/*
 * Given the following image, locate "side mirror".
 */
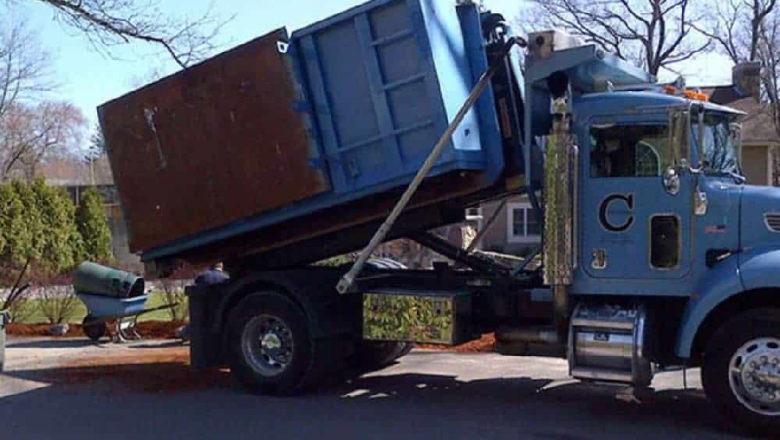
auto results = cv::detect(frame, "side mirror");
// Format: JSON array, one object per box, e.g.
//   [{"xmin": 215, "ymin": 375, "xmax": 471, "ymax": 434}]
[{"xmin": 663, "ymin": 166, "xmax": 681, "ymax": 195}]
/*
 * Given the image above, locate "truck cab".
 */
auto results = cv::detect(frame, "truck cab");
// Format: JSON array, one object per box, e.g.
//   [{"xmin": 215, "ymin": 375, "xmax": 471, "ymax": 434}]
[
  {"xmin": 520, "ymin": 33, "xmax": 780, "ymax": 430},
  {"xmin": 575, "ymin": 93, "xmax": 743, "ymax": 294}
]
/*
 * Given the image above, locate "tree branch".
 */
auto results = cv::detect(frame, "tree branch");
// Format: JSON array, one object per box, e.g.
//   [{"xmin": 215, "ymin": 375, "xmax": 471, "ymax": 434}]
[{"xmin": 30, "ymin": 0, "xmax": 230, "ymax": 69}]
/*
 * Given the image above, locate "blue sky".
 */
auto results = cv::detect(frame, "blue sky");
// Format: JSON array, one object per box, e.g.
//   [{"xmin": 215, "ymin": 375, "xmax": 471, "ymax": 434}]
[{"xmin": 6, "ymin": 0, "xmax": 733, "ymax": 131}]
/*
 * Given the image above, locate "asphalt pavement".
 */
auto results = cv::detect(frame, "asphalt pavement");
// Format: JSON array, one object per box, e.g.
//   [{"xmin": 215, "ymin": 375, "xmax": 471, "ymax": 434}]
[{"xmin": 0, "ymin": 337, "xmax": 751, "ymax": 440}]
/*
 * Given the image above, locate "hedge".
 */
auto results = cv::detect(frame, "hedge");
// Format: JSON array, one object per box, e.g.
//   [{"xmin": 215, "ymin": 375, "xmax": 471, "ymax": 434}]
[{"xmin": 0, "ymin": 179, "xmax": 113, "ymax": 277}]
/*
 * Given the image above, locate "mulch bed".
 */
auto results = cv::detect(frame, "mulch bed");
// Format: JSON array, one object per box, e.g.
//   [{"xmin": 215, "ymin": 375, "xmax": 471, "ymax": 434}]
[
  {"xmin": 7, "ymin": 321, "xmax": 185, "ymax": 339},
  {"xmin": 418, "ymin": 333, "xmax": 496, "ymax": 353},
  {"xmin": 6, "ymin": 328, "xmax": 495, "ymax": 395},
  {"xmin": 38, "ymin": 337, "xmax": 496, "ymax": 395},
  {"xmin": 8, "ymin": 322, "xmax": 496, "ymax": 352},
  {"xmin": 41, "ymin": 348, "xmax": 233, "ymax": 394}
]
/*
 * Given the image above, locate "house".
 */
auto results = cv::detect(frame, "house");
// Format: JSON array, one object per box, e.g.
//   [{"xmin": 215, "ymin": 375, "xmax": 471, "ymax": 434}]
[
  {"xmin": 473, "ymin": 63, "xmax": 777, "ymax": 257},
  {"xmin": 37, "ymin": 155, "xmax": 142, "ymax": 271},
  {"xmin": 470, "ymin": 195, "xmax": 540, "ymax": 257},
  {"xmin": 701, "ymin": 62, "xmax": 778, "ymax": 186}
]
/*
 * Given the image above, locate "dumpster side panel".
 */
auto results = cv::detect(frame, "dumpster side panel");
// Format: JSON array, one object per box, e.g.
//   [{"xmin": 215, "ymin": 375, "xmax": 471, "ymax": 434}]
[
  {"xmin": 419, "ymin": 0, "xmax": 483, "ymax": 152},
  {"xmin": 291, "ymin": 0, "xmax": 488, "ymax": 194},
  {"xmin": 99, "ymin": 28, "xmax": 330, "ymax": 253}
]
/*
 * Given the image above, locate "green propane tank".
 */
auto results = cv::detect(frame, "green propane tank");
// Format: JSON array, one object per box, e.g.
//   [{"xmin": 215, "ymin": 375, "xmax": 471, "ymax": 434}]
[{"xmin": 73, "ymin": 262, "xmax": 145, "ymax": 298}]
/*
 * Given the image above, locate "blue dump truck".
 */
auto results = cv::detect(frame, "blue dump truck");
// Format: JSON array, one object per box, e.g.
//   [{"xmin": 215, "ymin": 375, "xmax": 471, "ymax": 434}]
[{"xmin": 99, "ymin": 0, "xmax": 780, "ymax": 434}]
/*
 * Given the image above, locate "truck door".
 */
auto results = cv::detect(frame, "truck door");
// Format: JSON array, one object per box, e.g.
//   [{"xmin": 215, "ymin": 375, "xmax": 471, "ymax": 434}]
[{"xmin": 581, "ymin": 113, "xmax": 692, "ymax": 280}]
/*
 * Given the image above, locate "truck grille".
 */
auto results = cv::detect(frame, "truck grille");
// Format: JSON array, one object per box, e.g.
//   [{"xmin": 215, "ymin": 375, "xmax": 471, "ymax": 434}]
[{"xmin": 764, "ymin": 213, "xmax": 780, "ymax": 232}]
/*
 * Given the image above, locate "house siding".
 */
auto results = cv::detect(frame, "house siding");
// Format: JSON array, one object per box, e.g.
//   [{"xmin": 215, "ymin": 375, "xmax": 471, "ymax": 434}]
[
  {"xmin": 743, "ymin": 144, "xmax": 771, "ymax": 185},
  {"xmin": 477, "ymin": 195, "xmax": 541, "ymax": 256}
]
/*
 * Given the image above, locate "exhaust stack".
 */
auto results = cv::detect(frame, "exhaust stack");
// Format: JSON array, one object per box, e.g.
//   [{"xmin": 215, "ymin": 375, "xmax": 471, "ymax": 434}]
[{"xmin": 544, "ymin": 97, "xmax": 576, "ymax": 337}]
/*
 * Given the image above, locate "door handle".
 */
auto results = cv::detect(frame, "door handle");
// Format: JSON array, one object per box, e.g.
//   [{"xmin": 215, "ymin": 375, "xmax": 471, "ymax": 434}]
[{"xmin": 591, "ymin": 249, "xmax": 607, "ymax": 270}]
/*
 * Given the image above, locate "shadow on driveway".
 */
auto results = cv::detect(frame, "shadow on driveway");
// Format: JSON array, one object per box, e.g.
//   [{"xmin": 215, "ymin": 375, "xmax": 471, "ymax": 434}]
[
  {"xmin": 0, "ymin": 351, "xmax": 747, "ymax": 439},
  {"xmin": 7, "ymin": 339, "xmax": 99, "ymax": 349}
]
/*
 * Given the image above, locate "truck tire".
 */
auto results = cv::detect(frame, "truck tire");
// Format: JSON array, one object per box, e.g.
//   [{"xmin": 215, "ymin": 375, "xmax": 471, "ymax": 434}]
[
  {"xmin": 701, "ymin": 308, "xmax": 780, "ymax": 435},
  {"xmin": 228, "ymin": 291, "xmax": 330, "ymax": 395},
  {"xmin": 349, "ymin": 341, "xmax": 414, "ymax": 372}
]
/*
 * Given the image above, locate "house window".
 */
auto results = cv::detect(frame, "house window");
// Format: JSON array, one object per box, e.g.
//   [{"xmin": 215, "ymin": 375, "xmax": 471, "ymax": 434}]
[
  {"xmin": 508, "ymin": 202, "xmax": 541, "ymax": 243},
  {"xmin": 465, "ymin": 207, "xmax": 483, "ymax": 220}
]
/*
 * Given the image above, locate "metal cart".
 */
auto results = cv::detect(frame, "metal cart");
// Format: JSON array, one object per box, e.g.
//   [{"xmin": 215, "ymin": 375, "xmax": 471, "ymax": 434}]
[{"xmin": 78, "ymin": 293, "xmax": 175, "ymax": 342}]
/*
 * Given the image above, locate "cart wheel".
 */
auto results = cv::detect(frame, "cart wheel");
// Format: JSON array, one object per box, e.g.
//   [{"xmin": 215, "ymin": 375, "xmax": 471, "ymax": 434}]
[{"xmin": 83, "ymin": 315, "xmax": 107, "ymax": 341}]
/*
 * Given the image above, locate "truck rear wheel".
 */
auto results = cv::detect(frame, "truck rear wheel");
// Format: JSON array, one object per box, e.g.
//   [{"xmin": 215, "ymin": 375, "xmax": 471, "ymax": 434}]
[
  {"xmin": 343, "ymin": 258, "xmax": 413, "ymax": 372},
  {"xmin": 701, "ymin": 308, "xmax": 780, "ymax": 435},
  {"xmin": 228, "ymin": 292, "xmax": 324, "ymax": 395},
  {"xmin": 349, "ymin": 341, "xmax": 414, "ymax": 372}
]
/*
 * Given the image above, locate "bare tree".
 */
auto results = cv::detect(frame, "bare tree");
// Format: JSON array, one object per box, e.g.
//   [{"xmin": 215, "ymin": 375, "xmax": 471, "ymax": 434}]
[
  {"xmin": 0, "ymin": 17, "xmax": 83, "ymax": 180},
  {"xmin": 524, "ymin": 0, "xmax": 710, "ymax": 76},
  {"xmin": 761, "ymin": 12, "xmax": 780, "ymax": 124},
  {"xmin": 158, "ymin": 265, "xmax": 192, "ymax": 322},
  {"xmin": 128, "ymin": 63, "xmax": 167, "ymax": 89},
  {"xmin": 757, "ymin": 11, "xmax": 780, "ymax": 184},
  {"xmin": 0, "ymin": 101, "xmax": 87, "ymax": 180},
  {"xmin": 38, "ymin": 285, "xmax": 79, "ymax": 325},
  {"xmin": 698, "ymin": 0, "xmax": 780, "ymax": 183},
  {"xmin": 1, "ymin": 258, "xmax": 31, "ymax": 320},
  {"xmin": 22, "ymin": 0, "xmax": 229, "ymax": 68},
  {"xmin": 0, "ymin": 18, "xmax": 54, "ymax": 120},
  {"xmin": 694, "ymin": 0, "xmax": 777, "ymax": 64},
  {"xmin": 159, "ymin": 277, "xmax": 188, "ymax": 322},
  {"xmin": 696, "ymin": 0, "xmax": 779, "ymax": 107}
]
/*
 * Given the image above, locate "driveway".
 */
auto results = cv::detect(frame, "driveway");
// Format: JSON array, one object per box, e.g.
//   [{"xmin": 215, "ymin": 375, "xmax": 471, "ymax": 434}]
[{"xmin": 0, "ymin": 337, "xmax": 748, "ymax": 440}]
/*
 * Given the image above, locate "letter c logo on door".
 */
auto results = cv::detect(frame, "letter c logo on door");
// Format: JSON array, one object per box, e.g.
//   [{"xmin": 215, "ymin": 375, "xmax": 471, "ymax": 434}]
[{"xmin": 599, "ymin": 194, "xmax": 635, "ymax": 233}]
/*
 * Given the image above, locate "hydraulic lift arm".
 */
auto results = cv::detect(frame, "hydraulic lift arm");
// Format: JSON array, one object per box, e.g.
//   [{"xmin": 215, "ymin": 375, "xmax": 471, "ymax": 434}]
[{"xmin": 336, "ymin": 37, "xmax": 527, "ymax": 294}]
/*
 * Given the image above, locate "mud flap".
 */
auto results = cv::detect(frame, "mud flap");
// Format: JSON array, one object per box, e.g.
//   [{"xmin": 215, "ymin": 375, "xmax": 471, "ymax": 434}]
[{"xmin": 186, "ymin": 285, "xmax": 226, "ymax": 370}]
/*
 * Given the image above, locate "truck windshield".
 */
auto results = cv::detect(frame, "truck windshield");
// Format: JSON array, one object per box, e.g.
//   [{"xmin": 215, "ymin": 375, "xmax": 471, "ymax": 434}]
[{"xmin": 691, "ymin": 112, "xmax": 741, "ymax": 176}]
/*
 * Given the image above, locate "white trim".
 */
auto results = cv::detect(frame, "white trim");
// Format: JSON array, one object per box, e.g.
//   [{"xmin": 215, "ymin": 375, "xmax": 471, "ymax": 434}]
[
  {"xmin": 465, "ymin": 206, "xmax": 483, "ymax": 221},
  {"xmin": 506, "ymin": 202, "xmax": 541, "ymax": 244}
]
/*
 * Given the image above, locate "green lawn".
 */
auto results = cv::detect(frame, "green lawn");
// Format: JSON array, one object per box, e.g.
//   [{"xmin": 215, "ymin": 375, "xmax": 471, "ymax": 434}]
[{"xmin": 15, "ymin": 291, "xmax": 188, "ymax": 324}]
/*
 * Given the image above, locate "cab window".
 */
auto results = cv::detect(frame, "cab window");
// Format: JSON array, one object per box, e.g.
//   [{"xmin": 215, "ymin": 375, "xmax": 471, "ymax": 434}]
[{"xmin": 590, "ymin": 124, "xmax": 671, "ymax": 178}]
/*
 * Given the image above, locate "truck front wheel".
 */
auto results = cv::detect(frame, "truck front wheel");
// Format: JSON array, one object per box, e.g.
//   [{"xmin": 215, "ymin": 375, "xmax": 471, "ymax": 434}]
[
  {"xmin": 701, "ymin": 308, "xmax": 780, "ymax": 435},
  {"xmin": 228, "ymin": 292, "xmax": 319, "ymax": 395}
]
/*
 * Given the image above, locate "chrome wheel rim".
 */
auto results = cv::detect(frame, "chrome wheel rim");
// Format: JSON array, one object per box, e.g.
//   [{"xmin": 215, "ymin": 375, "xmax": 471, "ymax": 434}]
[
  {"xmin": 729, "ymin": 337, "xmax": 780, "ymax": 416},
  {"xmin": 242, "ymin": 314, "xmax": 294, "ymax": 377}
]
